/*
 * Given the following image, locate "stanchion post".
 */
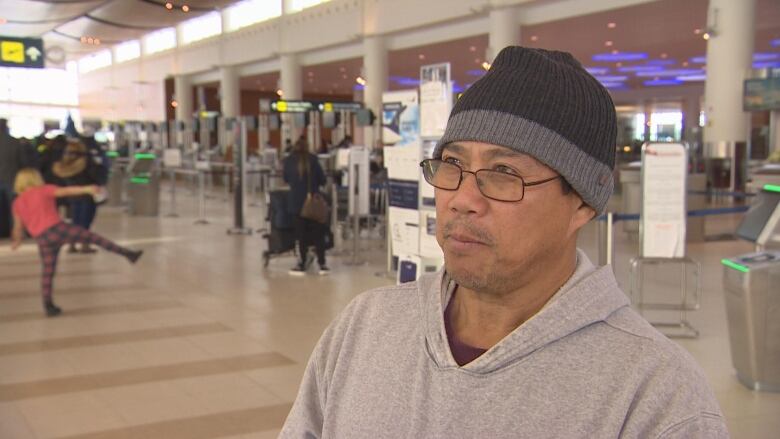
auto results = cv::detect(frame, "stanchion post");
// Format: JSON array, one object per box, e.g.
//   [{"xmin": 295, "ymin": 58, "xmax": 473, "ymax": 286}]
[
  {"xmin": 194, "ymin": 170, "xmax": 209, "ymax": 225},
  {"xmin": 166, "ymin": 168, "xmax": 179, "ymax": 217},
  {"xmin": 598, "ymin": 212, "xmax": 614, "ymax": 269}
]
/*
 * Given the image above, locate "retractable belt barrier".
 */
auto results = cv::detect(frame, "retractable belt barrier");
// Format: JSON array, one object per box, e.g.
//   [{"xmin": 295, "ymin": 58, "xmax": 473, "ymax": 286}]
[{"xmin": 597, "ymin": 205, "xmax": 750, "ymax": 223}]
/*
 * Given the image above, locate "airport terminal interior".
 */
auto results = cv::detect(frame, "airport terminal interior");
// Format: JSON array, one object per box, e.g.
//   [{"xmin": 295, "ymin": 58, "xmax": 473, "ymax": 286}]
[{"xmin": 1, "ymin": 0, "xmax": 780, "ymax": 437}]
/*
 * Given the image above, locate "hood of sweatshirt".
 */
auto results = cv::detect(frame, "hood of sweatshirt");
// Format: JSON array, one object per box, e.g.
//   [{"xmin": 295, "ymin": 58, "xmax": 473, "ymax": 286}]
[{"xmin": 420, "ymin": 250, "xmax": 630, "ymax": 374}]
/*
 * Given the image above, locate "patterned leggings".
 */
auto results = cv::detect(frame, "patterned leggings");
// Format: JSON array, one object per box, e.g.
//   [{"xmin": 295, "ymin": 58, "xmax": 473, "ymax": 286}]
[{"xmin": 35, "ymin": 222, "xmax": 133, "ymax": 301}]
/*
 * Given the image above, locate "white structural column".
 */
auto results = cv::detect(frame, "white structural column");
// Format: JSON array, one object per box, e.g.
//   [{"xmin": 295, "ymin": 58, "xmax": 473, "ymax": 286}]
[
  {"xmin": 487, "ymin": 6, "xmax": 519, "ymax": 63},
  {"xmin": 363, "ymin": 35, "xmax": 388, "ymax": 147},
  {"xmin": 280, "ymin": 53, "xmax": 302, "ymax": 145},
  {"xmin": 219, "ymin": 65, "xmax": 241, "ymax": 118},
  {"xmin": 280, "ymin": 53, "xmax": 302, "ymax": 100},
  {"xmin": 174, "ymin": 74, "xmax": 193, "ymax": 122},
  {"xmin": 702, "ymin": 0, "xmax": 755, "ymax": 152}
]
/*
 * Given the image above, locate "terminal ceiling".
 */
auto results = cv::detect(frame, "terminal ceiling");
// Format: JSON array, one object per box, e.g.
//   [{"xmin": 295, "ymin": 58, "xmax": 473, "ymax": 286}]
[{"xmin": 0, "ymin": 0, "xmax": 778, "ymax": 95}]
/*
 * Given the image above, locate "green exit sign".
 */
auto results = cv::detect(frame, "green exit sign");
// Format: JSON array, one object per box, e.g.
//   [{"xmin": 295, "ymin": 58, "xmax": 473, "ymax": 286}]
[{"xmin": 0, "ymin": 36, "xmax": 45, "ymax": 69}]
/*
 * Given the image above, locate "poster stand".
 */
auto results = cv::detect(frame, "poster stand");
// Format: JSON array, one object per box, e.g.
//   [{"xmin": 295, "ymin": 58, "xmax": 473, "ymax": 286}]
[{"xmin": 629, "ymin": 142, "xmax": 700, "ymax": 338}]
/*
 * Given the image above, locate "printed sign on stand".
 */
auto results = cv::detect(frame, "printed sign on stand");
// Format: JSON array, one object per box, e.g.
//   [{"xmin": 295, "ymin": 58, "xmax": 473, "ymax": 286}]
[
  {"xmin": 640, "ymin": 143, "xmax": 687, "ymax": 258},
  {"xmin": 420, "ymin": 63, "xmax": 452, "ymax": 138}
]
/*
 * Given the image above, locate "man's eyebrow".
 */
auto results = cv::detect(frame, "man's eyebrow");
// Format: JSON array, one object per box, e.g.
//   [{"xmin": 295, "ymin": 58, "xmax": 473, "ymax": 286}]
[{"xmin": 441, "ymin": 143, "xmax": 465, "ymax": 155}]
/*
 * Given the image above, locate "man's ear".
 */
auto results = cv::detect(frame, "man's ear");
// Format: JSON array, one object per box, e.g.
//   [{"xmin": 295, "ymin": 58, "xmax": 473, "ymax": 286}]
[{"xmin": 569, "ymin": 199, "xmax": 596, "ymax": 235}]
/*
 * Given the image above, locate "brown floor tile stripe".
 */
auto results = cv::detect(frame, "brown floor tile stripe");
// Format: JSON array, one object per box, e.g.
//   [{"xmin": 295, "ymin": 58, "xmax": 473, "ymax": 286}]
[
  {"xmin": 56, "ymin": 404, "xmax": 292, "ymax": 439},
  {"xmin": 0, "ymin": 284, "xmax": 151, "ymax": 299},
  {"xmin": 0, "ymin": 270, "xmax": 118, "ymax": 282},
  {"xmin": 0, "ymin": 322, "xmax": 231, "ymax": 356},
  {"xmin": 0, "ymin": 301, "xmax": 180, "ymax": 324},
  {"xmin": 0, "ymin": 257, "xmax": 95, "ymax": 267},
  {"xmin": 0, "ymin": 352, "xmax": 295, "ymax": 401}
]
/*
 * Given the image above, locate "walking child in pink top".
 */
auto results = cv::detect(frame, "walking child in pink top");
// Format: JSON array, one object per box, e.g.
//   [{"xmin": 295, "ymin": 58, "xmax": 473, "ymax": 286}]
[{"xmin": 10, "ymin": 168, "xmax": 143, "ymax": 317}]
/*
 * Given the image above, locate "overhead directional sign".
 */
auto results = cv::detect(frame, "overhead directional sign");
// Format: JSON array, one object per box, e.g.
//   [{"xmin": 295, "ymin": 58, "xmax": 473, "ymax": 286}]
[
  {"xmin": 270, "ymin": 100, "xmax": 364, "ymax": 113},
  {"xmin": 0, "ymin": 36, "xmax": 45, "ymax": 68}
]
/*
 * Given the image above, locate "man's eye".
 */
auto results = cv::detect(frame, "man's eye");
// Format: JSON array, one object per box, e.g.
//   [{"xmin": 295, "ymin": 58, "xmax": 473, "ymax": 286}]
[
  {"xmin": 494, "ymin": 165, "xmax": 519, "ymax": 175},
  {"xmin": 442, "ymin": 157, "xmax": 461, "ymax": 166}
]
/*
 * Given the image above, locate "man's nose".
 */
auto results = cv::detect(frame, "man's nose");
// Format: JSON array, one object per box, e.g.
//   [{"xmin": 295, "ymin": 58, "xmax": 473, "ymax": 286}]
[{"xmin": 447, "ymin": 171, "xmax": 488, "ymax": 214}]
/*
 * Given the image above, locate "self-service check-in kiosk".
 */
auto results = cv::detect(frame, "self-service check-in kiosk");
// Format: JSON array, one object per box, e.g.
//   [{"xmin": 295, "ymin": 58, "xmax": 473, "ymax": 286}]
[
  {"xmin": 722, "ymin": 185, "xmax": 780, "ymax": 391},
  {"xmin": 126, "ymin": 153, "xmax": 160, "ymax": 216}
]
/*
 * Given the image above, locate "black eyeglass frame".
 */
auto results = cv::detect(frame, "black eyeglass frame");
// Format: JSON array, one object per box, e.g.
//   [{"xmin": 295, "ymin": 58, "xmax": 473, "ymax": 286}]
[{"xmin": 419, "ymin": 158, "xmax": 562, "ymax": 202}]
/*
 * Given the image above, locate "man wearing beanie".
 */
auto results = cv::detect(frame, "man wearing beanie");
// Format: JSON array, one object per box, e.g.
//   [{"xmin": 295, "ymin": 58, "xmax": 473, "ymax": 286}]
[{"xmin": 281, "ymin": 47, "xmax": 727, "ymax": 438}]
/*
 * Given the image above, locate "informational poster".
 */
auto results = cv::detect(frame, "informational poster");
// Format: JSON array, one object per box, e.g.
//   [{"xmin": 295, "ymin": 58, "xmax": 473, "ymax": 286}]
[
  {"xmin": 382, "ymin": 90, "xmax": 419, "ymax": 146},
  {"xmin": 640, "ymin": 143, "xmax": 687, "ymax": 258},
  {"xmin": 420, "ymin": 63, "xmax": 452, "ymax": 138},
  {"xmin": 419, "ymin": 139, "xmax": 438, "ymax": 208},
  {"xmin": 419, "ymin": 211, "xmax": 443, "ymax": 259},
  {"xmin": 384, "ymin": 140, "xmax": 421, "ymax": 182},
  {"xmin": 389, "ymin": 206, "xmax": 420, "ymax": 257}
]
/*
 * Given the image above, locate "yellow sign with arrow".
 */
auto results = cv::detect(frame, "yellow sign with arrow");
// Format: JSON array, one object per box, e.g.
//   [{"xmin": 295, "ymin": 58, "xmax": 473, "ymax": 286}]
[{"xmin": 0, "ymin": 36, "xmax": 45, "ymax": 68}]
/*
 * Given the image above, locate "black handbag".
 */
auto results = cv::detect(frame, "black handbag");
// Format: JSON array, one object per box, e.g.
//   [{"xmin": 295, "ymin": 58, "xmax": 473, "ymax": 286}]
[{"xmin": 299, "ymin": 159, "xmax": 329, "ymax": 224}]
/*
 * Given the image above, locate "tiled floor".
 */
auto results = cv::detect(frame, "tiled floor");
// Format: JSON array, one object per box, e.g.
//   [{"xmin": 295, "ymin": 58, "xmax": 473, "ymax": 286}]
[{"xmin": 1, "ymin": 183, "xmax": 778, "ymax": 438}]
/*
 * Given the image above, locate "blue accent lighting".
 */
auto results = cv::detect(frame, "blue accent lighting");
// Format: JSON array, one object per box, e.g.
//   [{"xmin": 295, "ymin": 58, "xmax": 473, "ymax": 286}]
[
  {"xmin": 644, "ymin": 79, "xmax": 683, "ymax": 87},
  {"xmin": 689, "ymin": 56, "xmax": 707, "ymax": 64},
  {"xmin": 617, "ymin": 65, "xmax": 663, "ymax": 73},
  {"xmin": 636, "ymin": 69, "xmax": 704, "ymax": 78},
  {"xmin": 753, "ymin": 53, "xmax": 780, "ymax": 61},
  {"xmin": 390, "ymin": 76, "xmax": 421, "ymax": 86},
  {"xmin": 592, "ymin": 52, "xmax": 648, "ymax": 62},
  {"xmin": 585, "ymin": 67, "xmax": 610, "ymax": 75},
  {"xmin": 466, "ymin": 69, "xmax": 486, "ymax": 76},
  {"xmin": 772, "ymin": 39, "xmax": 780, "ymax": 48},
  {"xmin": 753, "ymin": 61, "xmax": 780, "ymax": 69},
  {"xmin": 677, "ymin": 74, "xmax": 707, "ymax": 82},
  {"xmin": 594, "ymin": 75, "xmax": 628, "ymax": 82},
  {"xmin": 353, "ymin": 84, "xmax": 365, "ymax": 91}
]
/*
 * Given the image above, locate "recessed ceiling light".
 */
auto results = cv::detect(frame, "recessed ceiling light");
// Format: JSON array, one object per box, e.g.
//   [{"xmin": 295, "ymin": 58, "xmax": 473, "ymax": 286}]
[
  {"xmin": 530, "ymin": 35, "xmax": 539, "ymax": 42},
  {"xmin": 611, "ymin": 49, "xmax": 619, "ymax": 55},
  {"xmin": 469, "ymin": 46, "xmax": 476, "ymax": 52},
  {"xmin": 694, "ymin": 28, "xmax": 702, "ymax": 35},
  {"xmin": 342, "ymin": 74, "xmax": 347, "ymax": 79},
  {"xmin": 605, "ymin": 41, "xmax": 613, "ymax": 47},
  {"xmin": 616, "ymin": 62, "xmax": 622, "ymax": 67},
  {"xmin": 682, "ymin": 61, "xmax": 688, "ymax": 67},
  {"xmin": 702, "ymin": 33, "xmax": 710, "ymax": 40},
  {"xmin": 339, "ymin": 67, "xmax": 346, "ymax": 72},
  {"xmin": 307, "ymin": 71, "xmax": 314, "ymax": 77},
  {"xmin": 182, "ymin": 5, "xmax": 190, "ymax": 12},
  {"xmin": 418, "ymin": 54, "xmax": 425, "ymax": 60},
  {"xmin": 165, "ymin": 2, "xmax": 173, "ymax": 10},
  {"xmin": 474, "ymin": 58, "xmax": 480, "ymax": 63},
  {"xmin": 607, "ymin": 22, "xmax": 616, "ymax": 29},
  {"xmin": 660, "ymin": 53, "xmax": 668, "ymax": 59}
]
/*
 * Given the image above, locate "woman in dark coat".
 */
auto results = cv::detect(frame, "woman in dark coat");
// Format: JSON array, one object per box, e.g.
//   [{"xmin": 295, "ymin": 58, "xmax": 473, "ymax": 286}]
[
  {"xmin": 52, "ymin": 140, "xmax": 105, "ymax": 253},
  {"xmin": 282, "ymin": 138, "xmax": 329, "ymax": 275}
]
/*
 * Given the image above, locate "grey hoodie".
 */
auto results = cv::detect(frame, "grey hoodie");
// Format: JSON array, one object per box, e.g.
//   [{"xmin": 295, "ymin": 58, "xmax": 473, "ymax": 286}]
[{"xmin": 281, "ymin": 251, "xmax": 728, "ymax": 438}]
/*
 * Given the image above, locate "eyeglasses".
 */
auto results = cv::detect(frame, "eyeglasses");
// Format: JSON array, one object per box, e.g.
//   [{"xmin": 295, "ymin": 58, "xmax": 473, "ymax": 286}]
[{"xmin": 420, "ymin": 159, "xmax": 561, "ymax": 202}]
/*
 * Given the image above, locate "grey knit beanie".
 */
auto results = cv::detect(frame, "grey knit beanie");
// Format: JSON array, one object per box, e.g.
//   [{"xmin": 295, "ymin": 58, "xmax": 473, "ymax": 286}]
[{"xmin": 434, "ymin": 46, "xmax": 617, "ymax": 214}]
